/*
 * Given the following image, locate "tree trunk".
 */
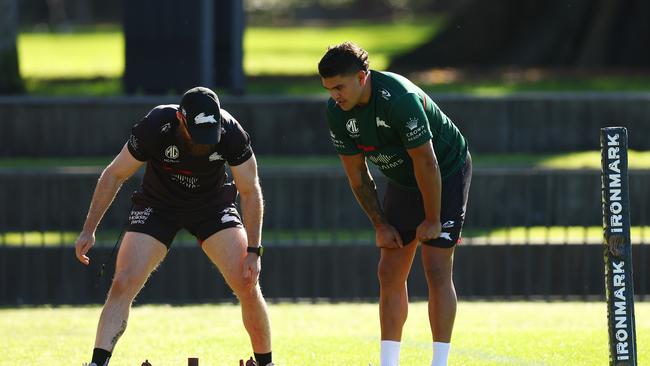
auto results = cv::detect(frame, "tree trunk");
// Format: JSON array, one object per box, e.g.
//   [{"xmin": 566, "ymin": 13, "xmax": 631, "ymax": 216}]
[{"xmin": 0, "ymin": 0, "xmax": 23, "ymax": 94}]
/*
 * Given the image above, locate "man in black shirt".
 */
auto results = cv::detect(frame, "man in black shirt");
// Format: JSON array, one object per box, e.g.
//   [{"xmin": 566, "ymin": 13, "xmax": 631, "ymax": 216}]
[{"xmin": 75, "ymin": 87, "xmax": 273, "ymax": 366}]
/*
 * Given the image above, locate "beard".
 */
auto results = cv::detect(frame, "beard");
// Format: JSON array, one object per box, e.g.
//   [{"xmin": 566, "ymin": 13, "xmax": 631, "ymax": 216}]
[{"xmin": 176, "ymin": 122, "xmax": 215, "ymax": 157}]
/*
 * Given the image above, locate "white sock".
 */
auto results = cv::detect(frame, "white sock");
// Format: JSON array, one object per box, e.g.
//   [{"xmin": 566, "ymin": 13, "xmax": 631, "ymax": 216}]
[
  {"xmin": 380, "ymin": 340, "xmax": 401, "ymax": 366},
  {"xmin": 431, "ymin": 342, "xmax": 451, "ymax": 366}
]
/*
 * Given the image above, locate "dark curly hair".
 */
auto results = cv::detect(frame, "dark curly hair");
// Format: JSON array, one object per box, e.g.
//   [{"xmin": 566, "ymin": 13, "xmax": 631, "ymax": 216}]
[{"xmin": 318, "ymin": 42, "xmax": 369, "ymax": 78}]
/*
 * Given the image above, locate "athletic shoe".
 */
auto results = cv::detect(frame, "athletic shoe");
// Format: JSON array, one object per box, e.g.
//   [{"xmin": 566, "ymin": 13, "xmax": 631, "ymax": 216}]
[{"xmin": 240, "ymin": 357, "xmax": 275, "ymax": 366}]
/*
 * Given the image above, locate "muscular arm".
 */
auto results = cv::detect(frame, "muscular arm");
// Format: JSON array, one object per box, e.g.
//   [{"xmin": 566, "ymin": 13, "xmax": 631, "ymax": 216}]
[
  {"xmin": 407, "ymin": 140, "xmax": 442, "ymax": 240},
  {"xmin": 230, "ymin": 154, "xmax": 263, "ymax": 248},
  {"xmin": 339, "ymin": 153, "xmax": 386, "ymax": 227},
  {"xmin": 231, "ymin": 154, "xmax": 264, "ymax": 287},
  {"xmin": 339, "ymin": 154, "xmax": 403, "ymax": 248},
  {"xmin": 75, "ymin": 144, "xmax": 144, "ymax": 264}
]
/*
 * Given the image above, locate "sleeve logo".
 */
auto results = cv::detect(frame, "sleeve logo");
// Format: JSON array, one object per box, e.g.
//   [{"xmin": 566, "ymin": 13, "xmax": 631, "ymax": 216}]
[{"xmin": 406, "ymin": 117, "xmax": 419, "ymax": 131}]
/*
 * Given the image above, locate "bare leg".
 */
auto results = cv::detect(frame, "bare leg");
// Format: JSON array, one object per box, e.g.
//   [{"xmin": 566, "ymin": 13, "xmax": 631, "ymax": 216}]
[
  {"xmin": 94, "ymin": 232, "xmax": 167, "ymax": 351},
  {"xmin": 377, "ymin": 241, "xmax": 418, "ymax": 341},
  {"xmin": 202, "ymin": 227, "xmax": 271, "ymax": 353},
  {"xmin": 421, "ymin": 245, "xmax": 456, "ymax": 342}
]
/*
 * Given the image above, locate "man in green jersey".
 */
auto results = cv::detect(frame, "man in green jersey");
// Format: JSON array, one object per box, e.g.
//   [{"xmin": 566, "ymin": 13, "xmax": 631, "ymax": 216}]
[{"xmin": 318, "ymin": 42, "xmax": 471, "ymax": 366}]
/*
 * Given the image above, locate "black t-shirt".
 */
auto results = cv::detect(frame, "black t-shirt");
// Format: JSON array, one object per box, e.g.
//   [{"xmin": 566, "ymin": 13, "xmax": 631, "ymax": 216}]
[{"xmin": 126, "ymin": 104, "xmax": 253, "ymax": 211}]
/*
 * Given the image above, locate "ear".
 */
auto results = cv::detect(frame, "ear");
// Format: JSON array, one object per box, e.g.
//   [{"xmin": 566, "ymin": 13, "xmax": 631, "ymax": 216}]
[
  {"xmin": 357, "ymin": 70, "xmax": 369, "ymax": 85},
  {"xmin": 176, "ymin": 110, "xmax": 185, "ymax": 124}
]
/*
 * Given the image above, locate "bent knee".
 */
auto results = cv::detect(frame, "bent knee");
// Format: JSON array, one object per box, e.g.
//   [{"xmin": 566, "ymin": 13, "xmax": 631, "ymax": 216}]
[{"xmin": 230, "ymin": 281, "xmax": 263, "ymax": 301}]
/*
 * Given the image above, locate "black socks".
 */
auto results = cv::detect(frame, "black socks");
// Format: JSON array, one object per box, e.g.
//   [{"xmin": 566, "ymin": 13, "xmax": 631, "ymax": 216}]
[
  {"xmin": 91, "ymin": 348, "xmax": 112, "ymax": 366},
  {"xmin": 254, "ymin": 352, "xmax": 272, "ymax": 366}
]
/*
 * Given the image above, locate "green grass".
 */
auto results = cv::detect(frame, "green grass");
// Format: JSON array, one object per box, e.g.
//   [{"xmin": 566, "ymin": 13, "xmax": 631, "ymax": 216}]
[
  {"xmin": 18, "ymin": 30, "xmax": 124, "ymax": 79},
  {"xmin": 243, "ymin": 19, "xmax": 441, "ymax": 76},
  {"xmin": 1, "ymin": 302, "xmax": 648, "ymax": 365},
  {"xmin": 18, "ymin": 23, "xmax": 650, "ymax": 96},
  {"xmin": 2, "ymin": 151, "xmax": 650, "ymax": 169},
  {"xmin": 17, "ymin": 19, "xmax": 439, "ymax": 96},
  {"xmin": 3, "ymin": 226, "xmax": 649, "ymax": 247}
]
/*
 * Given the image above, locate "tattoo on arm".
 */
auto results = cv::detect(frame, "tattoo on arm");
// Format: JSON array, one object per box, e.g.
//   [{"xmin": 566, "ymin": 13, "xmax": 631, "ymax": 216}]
[
  {"xmin": 351, "ymin": 173, "xmax": 386, "ymax": 226},
  {"xmin": 111, "ymin": 320, "xmax": 128, "ymax": 347}
]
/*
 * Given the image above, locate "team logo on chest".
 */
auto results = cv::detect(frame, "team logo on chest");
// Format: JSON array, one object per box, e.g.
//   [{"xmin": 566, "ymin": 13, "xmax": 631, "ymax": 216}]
[
  {"xmin": 165, "ymin": 145, "xmax": 179, "ymax": 160},
  {"xmin": 380, "ymin": 89, "xmax": 391, "ymax": 100},
  {"xmin": 346, "ymin": 118, "xmax": 360, "ymax": 138},
  {"xmin": 208, "ymin": 152, "xmax": 223, "ymax": 161},
  {"xmin": 376, "ymin": 117, "xmax": 390, "ymax": 128}
]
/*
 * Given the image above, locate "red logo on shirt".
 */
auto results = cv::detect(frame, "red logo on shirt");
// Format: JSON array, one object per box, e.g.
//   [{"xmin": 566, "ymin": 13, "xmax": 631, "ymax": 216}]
[
  {"xmin": 162, "ymin": 163, "xmax": 192, "ymax": 175},
  {"xmin": 356, "ymin": 144, "xmax": 376, "ymax": 152}
]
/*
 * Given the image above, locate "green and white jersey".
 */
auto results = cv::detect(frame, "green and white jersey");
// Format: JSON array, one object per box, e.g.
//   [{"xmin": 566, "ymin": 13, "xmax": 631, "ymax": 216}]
[{"xmin": 327, "ymin": 70, "xmax": 468, "ymax": 189}]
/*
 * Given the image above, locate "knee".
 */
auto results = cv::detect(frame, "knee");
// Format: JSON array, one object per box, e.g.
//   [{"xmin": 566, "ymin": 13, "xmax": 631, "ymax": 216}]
[
  {"xmin": 109, "ymin": 272, "xmax": 143, "ymax": 299},
  {"xmin": 231, "ymin": 281, "xmax": 263, "ymax": 302},
  {"xmin": 424, "ymin": 263, "xmax": 453, "ymax": 287},
  {"xmin": 377, "ymin": 261, "xmax": 404, "ymax": 290}
]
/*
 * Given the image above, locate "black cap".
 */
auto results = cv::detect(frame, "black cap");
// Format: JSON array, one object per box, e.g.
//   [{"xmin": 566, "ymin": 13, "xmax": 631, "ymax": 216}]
[{"xmin": 179, "ymin": 86, "xmax": 222, "ymax": 144}]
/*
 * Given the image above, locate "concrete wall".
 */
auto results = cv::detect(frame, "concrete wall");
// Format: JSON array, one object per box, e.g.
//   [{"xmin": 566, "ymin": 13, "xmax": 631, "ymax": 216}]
[{"xmin": 2, "ymin": 93, "xmax": 650, "ymax": 156}]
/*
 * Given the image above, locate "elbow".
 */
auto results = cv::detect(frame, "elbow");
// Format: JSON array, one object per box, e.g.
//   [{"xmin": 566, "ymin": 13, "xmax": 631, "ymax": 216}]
[
  {"xmin": 347, "ymin": 174, "xmax": 366, "ymax": 190},
  {"xmin": 102, "ymin": 165, "xmax": 128, "ymax": 184},
  {"xmin": 420, "ymin": 157, "xmax": 439, "ymax": 172},
  {"xmin": 239, "ymin": 183, "xmax": 263, "ymax": 200}
]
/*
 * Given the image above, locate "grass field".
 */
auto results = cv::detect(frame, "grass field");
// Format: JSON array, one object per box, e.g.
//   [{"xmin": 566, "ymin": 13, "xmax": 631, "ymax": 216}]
[
  {"xmin": 17, "ymin": 22, "xmax": 650, "ymax": 95},
  {"xmin": 18, "ymin": 20, "xmax": 438, "ymax": 78},
  {"xmin": 2, "ymin": 150, "xmax": 650, "ymax": 170},
  {"xmin": 1, "ymin": 302, "xmax": 648, "ymax": 365},
  {"xmin": 2, "ymin": 226, "xmax": 650, "ymax": 247}
]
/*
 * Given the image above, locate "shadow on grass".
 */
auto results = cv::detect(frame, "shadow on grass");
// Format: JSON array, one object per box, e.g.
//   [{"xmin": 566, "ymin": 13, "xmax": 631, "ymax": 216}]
[{"xmin": 21, "ymin": 68, "xmax": 650, "ymax": 97}]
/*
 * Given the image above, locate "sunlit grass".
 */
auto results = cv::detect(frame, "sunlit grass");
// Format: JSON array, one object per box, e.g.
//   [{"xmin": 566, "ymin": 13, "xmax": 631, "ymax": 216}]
[
  {"xmin": 2, "ymin": 151, "xmax": 650, "ymax": 169},
  {"xmin": 19, "ymin": 22, "xmax": 650, "ymax": 96},
  {"xmin": 17, "ymin": 19, "xmax": 440, "ymax": 81},
  {"xmin": 3, "ymin": 226, "xmax": 649, "ymax": 246},
  {"xmin": 1, "ymin": 302, "xmax": 649, "ymax": 365},
  {"xmin": 244, "ymin": 18, "xmax": 441, "ymax": 75},
  {"xmin": 18, "ymin": 31, "xmax": 124, "ymax": 79}
]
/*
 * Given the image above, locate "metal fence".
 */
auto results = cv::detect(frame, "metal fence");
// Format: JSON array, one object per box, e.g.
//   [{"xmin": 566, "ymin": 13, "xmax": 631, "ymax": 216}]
[
  {"xmin": 1, "ymin": 167, "xmax": 649, "ymax": 247},
  {"xmin": 1, "ymin": 167, "xmax": 649, "ymax": 303}
]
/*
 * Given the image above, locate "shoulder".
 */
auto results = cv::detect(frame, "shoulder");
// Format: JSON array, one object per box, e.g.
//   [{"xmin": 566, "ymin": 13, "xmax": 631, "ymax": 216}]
[
  {"xmin": 219, "ymin": 108, "xmax": 245, "ymax": 135},
  {"xmin": 136, "ymin": 104, "xmax": 179, "ymax": 131},
  {"xmin": 218, "ymin": 108, "xmax": 252, "ymax": 147},
  {"xmin": 372, "ymin": 71, "xmax": 411, "ymax": 98}
]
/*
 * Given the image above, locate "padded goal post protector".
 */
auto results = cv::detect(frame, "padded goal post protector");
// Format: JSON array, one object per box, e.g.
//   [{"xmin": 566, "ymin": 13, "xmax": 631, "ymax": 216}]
[{"xmin": 600, "ymin": 127, "xmax": 638, "ymax": 365}]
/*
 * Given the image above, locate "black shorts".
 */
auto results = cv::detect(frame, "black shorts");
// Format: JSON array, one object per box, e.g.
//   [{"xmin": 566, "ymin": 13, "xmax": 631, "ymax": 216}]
[
  {"xmin": 126, "ymin": 185, "xmax": 243, "ymax": 248},
  {"xmin": 383, "ymin": 152, "xmax": 472, "ymax": 248}
]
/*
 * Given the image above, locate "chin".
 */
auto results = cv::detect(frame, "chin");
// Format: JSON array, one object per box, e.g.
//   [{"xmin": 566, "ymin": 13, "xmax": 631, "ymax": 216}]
[{"xmin": 339, "ymin": 103, "xmax": 352, "ymax": 111}]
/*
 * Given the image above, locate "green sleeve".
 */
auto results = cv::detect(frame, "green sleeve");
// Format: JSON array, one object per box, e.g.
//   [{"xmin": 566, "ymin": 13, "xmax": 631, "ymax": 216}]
[
  {"xmin": 326, "ymin": 106, "xmax": 360, "ymax": 155},
  {"xmin": 390, "ymin": 93, "xmax": 433, "ymax": 149}
]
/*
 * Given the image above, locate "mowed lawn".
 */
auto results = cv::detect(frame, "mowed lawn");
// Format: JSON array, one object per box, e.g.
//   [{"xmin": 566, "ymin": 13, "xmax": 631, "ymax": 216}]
[
  {"xmin": 1, "ymin": 302, "xmax": 648, "ymax": 365},
  {"xmin": 17, "ymin": 19, "xmax": 439, "ymax": 79}
]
